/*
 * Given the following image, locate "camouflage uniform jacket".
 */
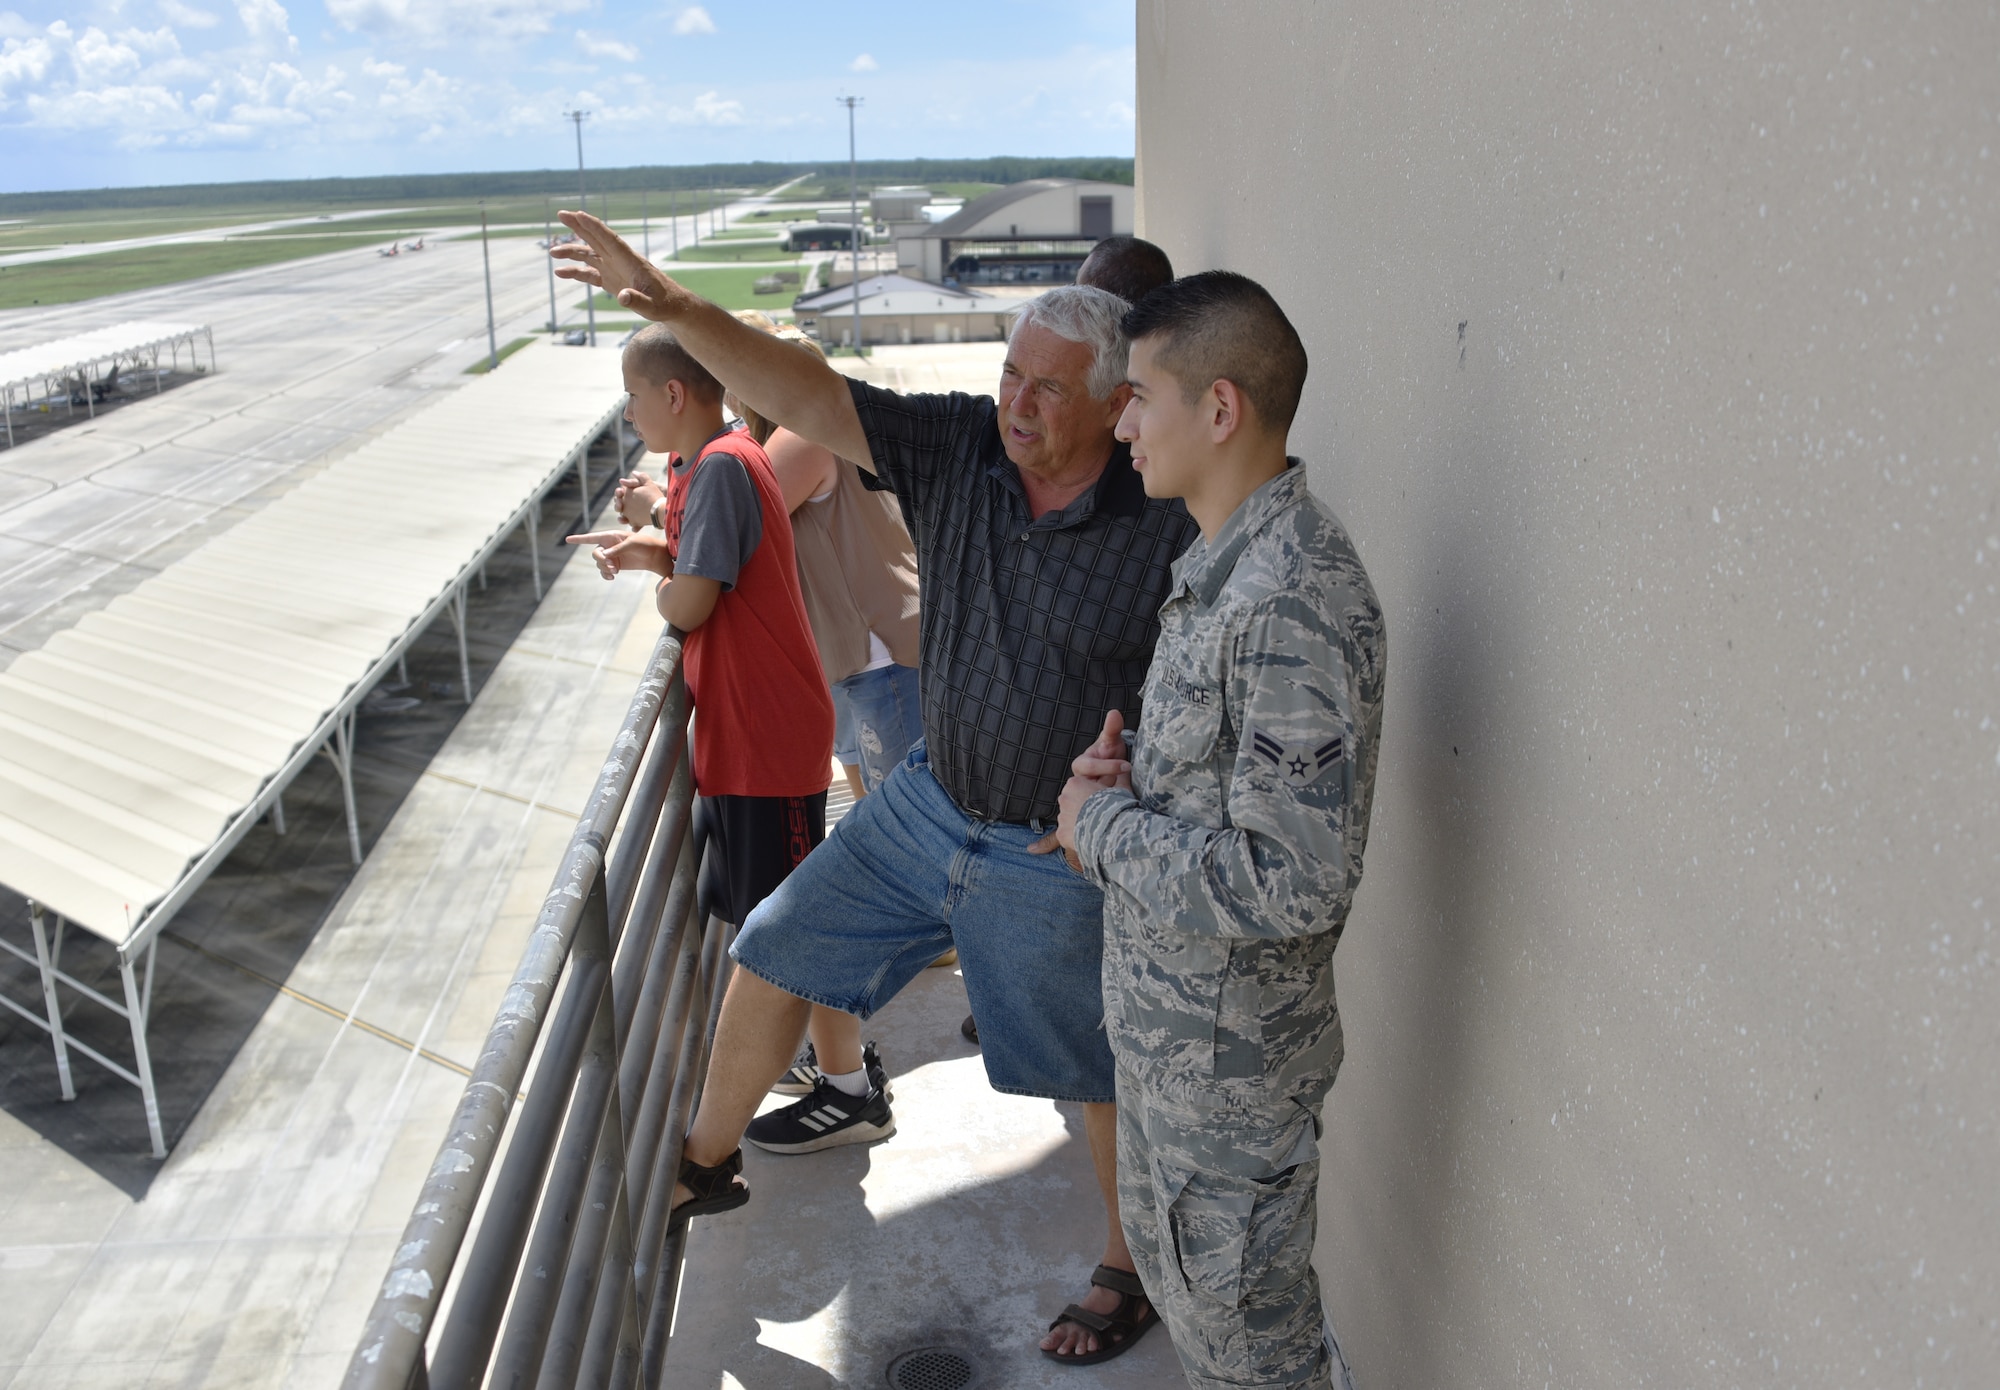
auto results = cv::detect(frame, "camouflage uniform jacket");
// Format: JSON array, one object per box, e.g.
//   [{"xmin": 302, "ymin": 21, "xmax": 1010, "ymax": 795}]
[{"xmin": 1074, "ymin": 464, "xmax": 1385, "ymax": 1109}]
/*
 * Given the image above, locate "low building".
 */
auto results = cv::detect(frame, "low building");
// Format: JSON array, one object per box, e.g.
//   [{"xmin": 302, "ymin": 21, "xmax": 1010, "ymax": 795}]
[
  {"xmin": 869, "ymin": 185, "xmax": 933, "ymax": 222},
  {"xmin": 791, "ymin": 274, "xmax": 1017, "ymax": 347},
  {"xmin": 784, "ymin": 223, "xmax": 870, "ymax": 252},
  {"xmin": 894, "ymin": 178, "xmax": 1134, "ymax": 285}
]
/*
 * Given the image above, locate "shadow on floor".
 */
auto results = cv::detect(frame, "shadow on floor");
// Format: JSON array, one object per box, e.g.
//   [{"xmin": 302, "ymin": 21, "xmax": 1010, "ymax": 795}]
[
  {"xmin": 0, "ymin": 369, "xmax": 208, "ymax": 452},
  {"xmin": 669, "ymin": 967, "xmax": 1190, "ymax": 1389},
  {"xmin": 0, "ymin": 441, "xmax": 630, "ymax": 1199}
]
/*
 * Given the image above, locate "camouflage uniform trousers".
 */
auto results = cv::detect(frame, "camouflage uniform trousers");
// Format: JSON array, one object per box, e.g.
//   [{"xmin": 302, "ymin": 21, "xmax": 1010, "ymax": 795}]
[{"xmin": 1115, "ymin": 1067, "xmax": 1333, "ymax": 1390}]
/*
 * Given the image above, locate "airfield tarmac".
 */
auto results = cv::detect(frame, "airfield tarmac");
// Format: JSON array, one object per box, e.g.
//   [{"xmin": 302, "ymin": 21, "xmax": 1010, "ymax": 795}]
[{"xmin": 0, "ymin": 229, "xmax": 582, "ymax": 673}]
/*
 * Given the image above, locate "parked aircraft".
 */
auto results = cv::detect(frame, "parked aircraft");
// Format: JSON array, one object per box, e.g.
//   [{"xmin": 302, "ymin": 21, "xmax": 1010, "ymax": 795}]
[
  {"xmin": 403, "ymin": 238, "xmax": 426, "ymax": 252},
  {"xmin": 377, "ymin": 243, "xmax": 400, "ymax": 258}
]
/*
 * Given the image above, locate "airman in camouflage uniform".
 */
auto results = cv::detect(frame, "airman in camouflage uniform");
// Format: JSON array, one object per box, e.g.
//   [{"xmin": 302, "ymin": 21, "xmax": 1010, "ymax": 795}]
[{"xmin": 1071, "ymin": 462, "xmax": 1385, "ymax": 1389}]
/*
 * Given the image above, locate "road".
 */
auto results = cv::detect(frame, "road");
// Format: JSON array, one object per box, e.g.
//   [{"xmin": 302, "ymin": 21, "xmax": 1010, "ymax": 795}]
[{"xmin": 0, "ymin": 207, "xmax": 435, "ymax": 271}]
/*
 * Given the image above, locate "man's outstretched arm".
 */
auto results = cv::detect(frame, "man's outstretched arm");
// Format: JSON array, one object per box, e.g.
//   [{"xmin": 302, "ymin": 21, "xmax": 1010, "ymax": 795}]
[{"xmin": 551, "ymin": 210, "xmax": 874, "ymax": 469}]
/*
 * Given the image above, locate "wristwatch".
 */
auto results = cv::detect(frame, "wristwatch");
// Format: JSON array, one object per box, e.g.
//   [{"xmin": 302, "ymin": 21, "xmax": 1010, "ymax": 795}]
[{"xmin": 648, "ymin": 496, "xmax": 667, "ymax": 529}]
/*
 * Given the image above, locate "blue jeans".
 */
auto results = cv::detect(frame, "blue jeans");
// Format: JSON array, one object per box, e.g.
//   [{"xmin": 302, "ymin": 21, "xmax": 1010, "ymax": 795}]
[
  {"xmin": 731, "ymin": 742, "xmax": 1115, "ymax": 1102},
  {"xmin": 830, "ymin": 662, "xmax": 922, "ymax": 793}
]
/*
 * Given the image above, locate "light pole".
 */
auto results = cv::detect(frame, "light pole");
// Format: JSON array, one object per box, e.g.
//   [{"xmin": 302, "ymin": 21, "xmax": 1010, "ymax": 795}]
[
  {"xmin": 837, "ymin": 95, "xmax": 864, "ymax": 355},
  {"xmin": 642, "ymin": 187, "xmax": 650, "ymax": 261},
  {"xmin": 480, "ymin": 203, "xmax": 498, "ymax": 371},
  {"xmin": 543, "ymin": 197, "xmax": 558, "ymax": 336},
  {"xmin": 671, "ymin": 180, "xmax": 679, "ymax": 258},
  {"xmin": 565, "ymin": 108, "xmax": 596, "ymax": 346}
]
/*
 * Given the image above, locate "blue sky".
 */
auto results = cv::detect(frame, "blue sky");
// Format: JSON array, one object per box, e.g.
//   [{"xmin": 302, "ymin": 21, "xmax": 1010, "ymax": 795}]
[{"xmin": 0, "ymin": 1, "xmax": 1134, "ymax": 193}]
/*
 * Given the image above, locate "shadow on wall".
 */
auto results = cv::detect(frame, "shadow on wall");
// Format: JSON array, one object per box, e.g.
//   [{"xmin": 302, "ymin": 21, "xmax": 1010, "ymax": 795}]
[{"xmin": 1325, "ymin": 389, "xmax": 1527, "ymax": 1388}]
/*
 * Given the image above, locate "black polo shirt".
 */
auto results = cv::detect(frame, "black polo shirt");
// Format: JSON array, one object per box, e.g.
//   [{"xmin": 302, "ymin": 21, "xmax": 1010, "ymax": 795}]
[{"xmin": 849, "ymin": 378, "xmax": 1199, "ymax": 824}]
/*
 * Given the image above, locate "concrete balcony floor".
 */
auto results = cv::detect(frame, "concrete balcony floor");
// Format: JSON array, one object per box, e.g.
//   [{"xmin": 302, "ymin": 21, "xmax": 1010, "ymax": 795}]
[{"xmin": 667, "ymin": 969, "xmax": 1187, "ymax": 1389}]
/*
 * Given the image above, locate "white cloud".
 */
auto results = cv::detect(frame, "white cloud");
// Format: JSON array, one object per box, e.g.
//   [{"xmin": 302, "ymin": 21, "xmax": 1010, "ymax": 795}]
[
  {"xmin": 671, "ymin": 6, "xmax": 715, "ymax": 36},
  {"xmin": 666, "ymin": 87, "xmax": 739, "ymax": 125},
  {"xmin": 325, "ymin": 0, "xmax": 588, "ymax": 47},
  {"xmin": 849, "ymin": 52, "xmax": 875, "ymax": 72},
  {"xmin": 576, "ymin": 30, "xmax": 638, "ymax": 62},
  {"xmin": 235, "ymin": 0, "xmax": 297, "ymax": 52},
  {"xmin": 0, "ymin": 35, "xmax": 54, "ymax": 94},
  {"xmin": 160, "ymin": 1, "xmax": 221, "ymax": 29}
]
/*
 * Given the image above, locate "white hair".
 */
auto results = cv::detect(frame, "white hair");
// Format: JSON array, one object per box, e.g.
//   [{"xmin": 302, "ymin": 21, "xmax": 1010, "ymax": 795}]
[{"xmin": 1009, "ymin": 284, "xmax": 1131, "ymax": 400}]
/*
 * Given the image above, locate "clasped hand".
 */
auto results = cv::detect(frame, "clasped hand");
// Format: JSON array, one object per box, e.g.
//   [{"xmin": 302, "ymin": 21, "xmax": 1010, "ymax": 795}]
[
  {"xmin": 566, "ymin": 471, "xmax": 672, "ymax": 581},
  {"xmin": 1027, "ymin": 709, "xmax": 1133, "ymax": 868}
]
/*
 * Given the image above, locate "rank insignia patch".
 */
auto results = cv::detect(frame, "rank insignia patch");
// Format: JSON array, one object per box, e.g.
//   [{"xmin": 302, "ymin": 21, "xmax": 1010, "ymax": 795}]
[{"xmin": 1249, "ymin": 725, "xmax": 1344, "ymax": 786}]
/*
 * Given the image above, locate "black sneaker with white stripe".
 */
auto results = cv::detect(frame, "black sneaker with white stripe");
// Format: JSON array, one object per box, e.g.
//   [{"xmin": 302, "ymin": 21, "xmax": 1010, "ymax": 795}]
[
  {"xmin": 772, "ymin": 1039, "xmax": 888, "ymax": 1097},
  {"xmin": 745, "ymin": 1076, "xmax": 895, "ymax": 1154}
]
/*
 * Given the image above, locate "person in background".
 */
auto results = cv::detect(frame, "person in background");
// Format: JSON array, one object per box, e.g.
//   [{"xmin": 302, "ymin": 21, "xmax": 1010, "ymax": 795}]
[
  {"xmin": 1055, "ymin": 272, "xmax": 1385, "ymax": 1389},
  {"xmin": 731, "ymin": 313, "xmax": 922, "ymax": 805},
  {"xmin": 1075, "ymin": 235, "xmax": 1176, "ymax": 306}
]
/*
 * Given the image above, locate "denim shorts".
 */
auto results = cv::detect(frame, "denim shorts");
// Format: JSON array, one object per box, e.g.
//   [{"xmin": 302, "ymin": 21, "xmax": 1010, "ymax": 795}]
[
  {"xmin": 731, "ymin": 742, "xmax": 1115, "ymax": 1103},
  {"xmin": 830, "ymin": 661, "xmax": 923, "ymax": 793}
]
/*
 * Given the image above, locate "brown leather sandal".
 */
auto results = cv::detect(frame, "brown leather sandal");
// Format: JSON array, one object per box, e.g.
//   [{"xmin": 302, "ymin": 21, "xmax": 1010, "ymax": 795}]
[
  {"xmin": 1041, "ymin": 1263, "xmax": 1159, "ymax": 1366},
  {"xmin": 669, "ymin": 1147, "xmax": 750, "ymax": 1231}
]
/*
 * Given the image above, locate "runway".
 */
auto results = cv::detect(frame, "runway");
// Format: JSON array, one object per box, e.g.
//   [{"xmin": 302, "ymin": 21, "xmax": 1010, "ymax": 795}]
[{"xmin": 0, "ymin": 230, "xmax": 589, "ymax": 674}]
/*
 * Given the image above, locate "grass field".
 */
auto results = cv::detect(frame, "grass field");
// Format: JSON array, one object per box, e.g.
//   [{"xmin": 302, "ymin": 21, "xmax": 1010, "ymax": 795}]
[
  {"xmin": 0, "ymin": 236, "xmax": 370, "ymax": 309},
  {"xmin": 577, "ymin": 263, "xmax": 809, "ymax": 314},
  {"xmin": 464, "ymin": 335, "xmax": 538, "ymax": 374},
  {"xmin": 665, "ymin": 241, "xmax": 800, "ymax": 264},
  {"xmin": 0, "ymin": 187, "xmax": 755, "ymax": 307}
]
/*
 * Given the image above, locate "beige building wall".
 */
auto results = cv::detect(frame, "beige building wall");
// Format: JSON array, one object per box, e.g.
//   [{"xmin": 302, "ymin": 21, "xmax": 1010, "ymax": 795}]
[{"xmin": 1135, "ymin": 3, "xmax": 1998, "ymax": 1385}]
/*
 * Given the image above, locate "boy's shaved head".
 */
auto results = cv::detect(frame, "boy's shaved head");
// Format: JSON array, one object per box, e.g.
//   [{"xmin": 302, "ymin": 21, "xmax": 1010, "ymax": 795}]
[
  {"xmin": 1076, "ymin": 235, "xmax": 1174, "ymax": 305},
  {"xmin": 1120, "ymin": 270, "xmax": 1308, "ymax": 434},
  {"xmin": 624, "ymin": 322, "xmax": 722, "ymax": 402}
]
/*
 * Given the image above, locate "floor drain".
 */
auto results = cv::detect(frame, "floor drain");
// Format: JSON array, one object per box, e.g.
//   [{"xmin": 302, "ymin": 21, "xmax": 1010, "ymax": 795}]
[{"xmin": 885, "ymin": 1346, "xmax": 977, "ymax": 1390}]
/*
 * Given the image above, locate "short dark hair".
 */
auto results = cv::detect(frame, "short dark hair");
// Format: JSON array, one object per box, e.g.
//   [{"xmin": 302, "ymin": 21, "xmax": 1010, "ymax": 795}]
[
  {"xmin": 1076, "ymin": 235, "xmax": 1174, "ymax": 304},
  {"xmin": 624, "ymin": 323, "xmax": 722, "ymax": 403},
  {"xmin": 1120, "ymin": 270, "xmax": 1308, "ymax": 434}
]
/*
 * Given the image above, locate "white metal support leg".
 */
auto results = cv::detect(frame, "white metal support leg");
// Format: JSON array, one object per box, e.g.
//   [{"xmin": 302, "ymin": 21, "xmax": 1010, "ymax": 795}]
[
  {"xmin": 578, "ymin": 452, "xmax": 590, "ymax": 529},
  {"xmin": 527, "ymin": 499, "xmax": 543, "ymax": 600},
  {"xmin": 119, "ymin": 945, "xmax": 166, "ymax": 1159},
  {"xmin": 270, "ymin": 790, "xmax": 287, "ymax": 835},
  {"xmin": 325, "ymin": 710, "xmax": 362, "ymax": 865},
  {"xmin": 448, "ymin": 583, "xmax": 471, "ymax": 701},
  {"xmin": 477, "ymin": 561, "xmax": 487, "ymax": 591},
  {"xmin": 28, "ymin": 904, "xmax": 75, "ymax": 1101},
  {"xmin": 397, "ymin": 653, "xmax": 409, "ymax": 685}
]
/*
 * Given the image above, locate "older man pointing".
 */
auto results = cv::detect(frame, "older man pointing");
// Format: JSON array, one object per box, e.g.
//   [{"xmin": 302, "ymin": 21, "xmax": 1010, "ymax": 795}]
[{"xmin": 553, "ymin": 213, "xmax": 1197, "ymax": 1363}]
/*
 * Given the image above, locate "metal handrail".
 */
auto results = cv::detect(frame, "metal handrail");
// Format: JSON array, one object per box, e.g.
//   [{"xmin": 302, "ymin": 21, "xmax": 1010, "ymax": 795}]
[{"xmin": 344, "ymin": 627, "xmax": 732, "ymax": 1390}]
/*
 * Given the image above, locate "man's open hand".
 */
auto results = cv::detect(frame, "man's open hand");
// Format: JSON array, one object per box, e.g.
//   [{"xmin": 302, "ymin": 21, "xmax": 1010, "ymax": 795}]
[
  {"xmin": 566, "ymin": 528, "xmax": 671, "ymax": 582},
  {"xmin": 614, "ymin": 471, "xmax": 665, "ymax": 530},
  {"xmin": 551, "ymin": 210, "xmax": 687, "ymax": 321}
]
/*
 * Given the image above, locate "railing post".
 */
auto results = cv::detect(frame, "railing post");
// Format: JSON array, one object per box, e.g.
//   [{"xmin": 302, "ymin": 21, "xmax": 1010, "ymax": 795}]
[{"xmin": 486, "ymin": 869, "xmax": 623, "ymax": 1390}]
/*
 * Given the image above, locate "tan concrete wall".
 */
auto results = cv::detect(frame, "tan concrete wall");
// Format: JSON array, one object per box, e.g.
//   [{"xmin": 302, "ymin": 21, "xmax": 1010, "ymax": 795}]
[{"xmin": 1135, "ymin": 3, "xmax": 1998, "ymax": 1384}]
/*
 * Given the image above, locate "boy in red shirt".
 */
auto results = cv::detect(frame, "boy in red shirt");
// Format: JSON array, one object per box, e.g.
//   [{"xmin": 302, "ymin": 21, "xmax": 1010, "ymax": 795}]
[{"xmin": 570, "ymin": 331, "xmax": 868, "ymax": 1144}]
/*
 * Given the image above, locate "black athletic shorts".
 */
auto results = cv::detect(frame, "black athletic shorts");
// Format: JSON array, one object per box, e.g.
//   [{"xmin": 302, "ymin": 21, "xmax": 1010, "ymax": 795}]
[{"xmin": 693, "ymin": 792, "xmax": 828, "ymax": 926}]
